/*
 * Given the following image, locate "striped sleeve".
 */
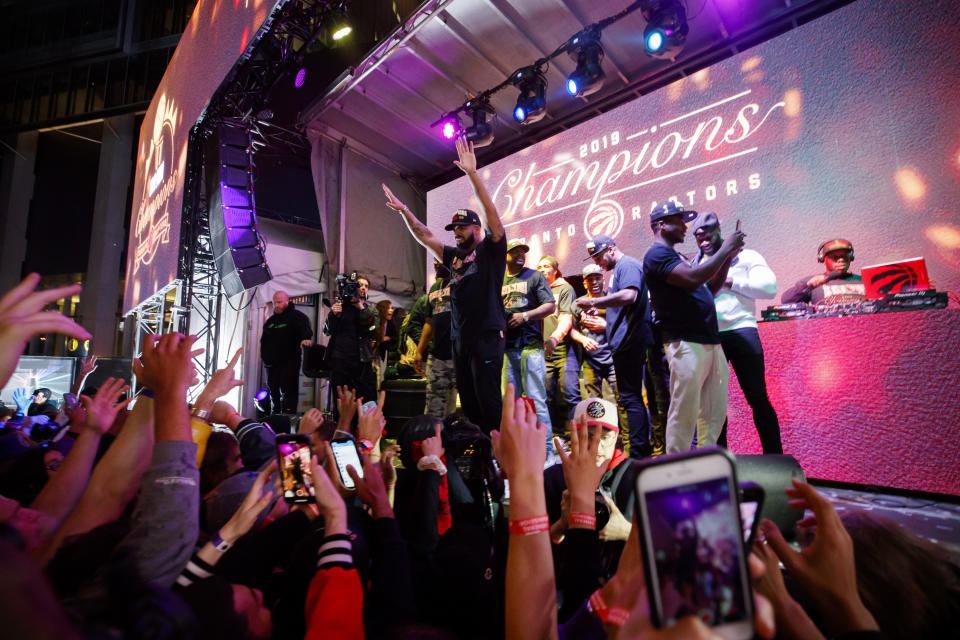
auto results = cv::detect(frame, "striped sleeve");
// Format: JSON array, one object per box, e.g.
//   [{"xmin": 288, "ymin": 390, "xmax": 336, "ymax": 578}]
[
  {"xmin": 174, "ymin": 552, "xmax": 216, "ymax": 589},
  {"xmin": 317, "ymin": 532, "xmax": 353, "ymax": 570}
]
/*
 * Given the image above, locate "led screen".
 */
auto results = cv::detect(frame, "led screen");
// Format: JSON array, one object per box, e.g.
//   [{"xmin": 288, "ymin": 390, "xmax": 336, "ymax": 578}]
[
  {"xmin": 427, "ymin": 0, "xmax": 960, "ymax": 302},
  {"xmin": 123, "ymin": 0, "xmax": 279, "ymax": 313}
]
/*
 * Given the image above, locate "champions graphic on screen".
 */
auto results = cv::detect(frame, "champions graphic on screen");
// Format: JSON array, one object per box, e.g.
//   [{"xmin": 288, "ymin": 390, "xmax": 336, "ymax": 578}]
[
  {"xmin": 133, "ymin": 93, "xmax": 180, "ymax": 275},
  {"xmin": 489, "ymin": 89, "xmax": 783, "ymax": 247}
]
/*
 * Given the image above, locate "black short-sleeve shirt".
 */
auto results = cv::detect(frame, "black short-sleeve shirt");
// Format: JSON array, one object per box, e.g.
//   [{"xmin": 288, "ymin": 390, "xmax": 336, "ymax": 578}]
[
  {"xmin": 606, "ymin": 255, "xmax": 654, "ymax": 352},
  {"xmin": 425, "ymin": 278, "xmax": 453, "ymax": 360},
  {"xmin": 642, "ymin": 243, "xmax": 720, "ymax": 344},
  {"xmin": 442, "ymin": 233, "xmax": 507, "ymax": 340},
  {"xmin": 501, "ymin": 267, "xmax": 554, "ymax": 349}
]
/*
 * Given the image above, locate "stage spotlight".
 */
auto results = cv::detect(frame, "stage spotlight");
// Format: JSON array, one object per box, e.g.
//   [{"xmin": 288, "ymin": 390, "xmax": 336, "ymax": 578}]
[
  {"xmin": 436, "ymin": 113, "xmax": 461, "ymax": 141},
  {"xmin": 462, "ymin": 97, "xmax": 496, "ymax": 147},
  {"xmin": 254, "ymin": 389, "xmax": 270, "ymax": 414},
  {"xmin": 294, "ymin": 67, "xmax": 307, "ymax": 88},
  {"xmin": 642, "ymin": 0, "xmax": 689, "ymax": 59},
  {"xmin": 328, "ymin": 14, "xmax": 353, "ymax": 41},
  {"xmin": 566, "ymin": 29, "xmax": 605, "ymax": 98},
  {"xmin": 512, "ymin": 65, "xmax": 547, "ymax": 124}
]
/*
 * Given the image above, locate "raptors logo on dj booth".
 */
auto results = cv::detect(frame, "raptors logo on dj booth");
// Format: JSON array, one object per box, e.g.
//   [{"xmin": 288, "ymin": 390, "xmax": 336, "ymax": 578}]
[{"xmin": 583, "ymin": 199, "xmax": 624, "ymax": 240}]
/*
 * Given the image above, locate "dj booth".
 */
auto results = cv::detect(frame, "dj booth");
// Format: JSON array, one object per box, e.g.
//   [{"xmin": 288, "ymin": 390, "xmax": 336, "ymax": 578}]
[{"xmin": 725, "ymin": 307, "xmax": 960, "ymax": 496}]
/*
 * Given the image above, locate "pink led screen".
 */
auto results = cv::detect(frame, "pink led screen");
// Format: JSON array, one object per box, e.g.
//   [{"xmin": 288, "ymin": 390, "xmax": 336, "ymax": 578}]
[
  {"xmin": 427, "ymin": 0, "xmax": 960, "ymax": 494},
  {"xmin": 123, "ymin": 0, "xmax": 277, "ymax": 313}
]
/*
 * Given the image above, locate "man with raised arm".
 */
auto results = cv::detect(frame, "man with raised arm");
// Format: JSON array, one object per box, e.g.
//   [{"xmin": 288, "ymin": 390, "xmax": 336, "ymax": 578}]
[
  {"xmin": 383, "ymin": 136, "xmax": 507, "ymax": 433},
  {"xmin": 642, "ymin": 200, "xmax": 745, "ymax": 453}
]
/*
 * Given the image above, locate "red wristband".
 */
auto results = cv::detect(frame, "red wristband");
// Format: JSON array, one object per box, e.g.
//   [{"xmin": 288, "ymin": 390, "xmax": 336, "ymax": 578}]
[
  {"xmin": 588, "ymin": 588, "xmax": 609, "ymax": 621},
  {"xmin": 508, "ymin": 515, "xmax": 550, "ymax": 535},
  {"xmin": 569, "ymin": 512, "xmax": 597, "ymax": 529},
  {"xmin": 606, "ymin": 606, "xmax": 630, "ymax": 626}
]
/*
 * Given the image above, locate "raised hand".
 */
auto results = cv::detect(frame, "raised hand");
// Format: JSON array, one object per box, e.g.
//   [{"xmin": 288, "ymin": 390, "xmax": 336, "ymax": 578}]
[
  {"xmin": 300, "ymin": 408, "xmax": 324, "ymax": 435},
  {"xmin": 491, "ymin": 384, "xmax": 547, "ymax": 484},
  {"xmin": 554, "ymin": 414, "xmax": 606, "ymax": 522},
  {"xmin": 336, "ymin": 385, "xmax": 358, "ymax": 427},
  {"xmin": 79, "ymin": 377, "xmax": 129, "ymax": 434},
  {"xmin": 0, "ymin": 274, "xmax": 90, "ymax": 389},
  {"xmin": 759, "ymin": 479, "xmax": 877, "ymax": 636},
  {"xmin": 197, "ymin": 348, "xmax": 243, "ymax": 403},
  {"xmin": 345, "ymin": 451, "xmax": 392, "ymax": 519},
  {"xmin": 138, "ymin": 333, "xmax": 200, "ymax": 396},
  {"xmin": 420, "ymin": 422, "xmax": 444, "ymax": 459},
  {"xmin": 210, "ymin": 400, "xmax": 239, "ymax": 425},
  {"xmin": 356, "ymin": 390, "xmax": 386, "ymax": 446},
  {"xmin": 79, "ymin": 354, "xmax": 99, "ymax": 378},
  {"xmin": 310, "ymin": 451, "xmax": 348, "ymax": 534},
  {"xmin": 453, "ymin": 136, "xmax": 477, "ymax": 175},
  {"xmin": 219, "ymin": 461, "xmax": 278, "ymax": 543},
  {"xmin": 12, "ymin": 388, "xmax": 31, "ymax": 414},
  {"xmin": 383, "ymin": 183, "xmax": 409, "ymax": 213}
]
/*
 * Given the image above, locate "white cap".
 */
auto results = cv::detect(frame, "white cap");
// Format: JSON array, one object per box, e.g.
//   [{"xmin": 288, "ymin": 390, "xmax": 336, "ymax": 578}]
[{"xmin": 572, "ymin": 398, "xmax": 619, "ymax": 431}]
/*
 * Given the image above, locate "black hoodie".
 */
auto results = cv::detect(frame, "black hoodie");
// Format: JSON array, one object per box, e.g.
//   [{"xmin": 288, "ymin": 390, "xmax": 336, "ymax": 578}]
[{"xmin": 260, "ymin": 304, "xmax": 313, "ymax": 366}]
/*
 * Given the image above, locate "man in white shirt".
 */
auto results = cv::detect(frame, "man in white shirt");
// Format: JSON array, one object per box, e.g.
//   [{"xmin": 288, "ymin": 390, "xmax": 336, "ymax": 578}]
[{"xmin": 692, "ymin": 212, "xmax": 783, "ymax": 453}]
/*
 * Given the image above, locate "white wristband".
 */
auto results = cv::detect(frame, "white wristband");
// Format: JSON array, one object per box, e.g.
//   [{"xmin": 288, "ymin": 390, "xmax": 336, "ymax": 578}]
[{"xmin": 417, "ymin": 455, "xmax": 447, "ymax": 476}]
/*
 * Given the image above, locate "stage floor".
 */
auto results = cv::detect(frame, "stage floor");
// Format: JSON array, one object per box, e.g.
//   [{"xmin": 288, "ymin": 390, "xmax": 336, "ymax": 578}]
[{"xmin": 813, "ymin": 483, "xmax": 960, "ymax": 555}]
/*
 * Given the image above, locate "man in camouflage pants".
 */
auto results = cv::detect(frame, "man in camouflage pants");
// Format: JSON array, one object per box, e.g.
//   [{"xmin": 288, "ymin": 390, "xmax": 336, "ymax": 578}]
[{"xmin": 414, "ymin": 262, "xmax": 458, "ymax": 418}]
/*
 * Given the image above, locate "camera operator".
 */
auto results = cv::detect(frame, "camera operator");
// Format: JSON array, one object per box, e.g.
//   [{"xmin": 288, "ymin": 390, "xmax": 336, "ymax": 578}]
[
  {"xmin": 323, "ymin": 273, "xmax": 377, "ymax": 406},
  {"xmin": 260, "ymin": 290, "xmax": 313, "ymax": 415}
]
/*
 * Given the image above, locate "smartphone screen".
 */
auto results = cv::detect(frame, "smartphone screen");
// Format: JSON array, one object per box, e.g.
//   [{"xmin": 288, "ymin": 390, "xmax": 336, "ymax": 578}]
[
  {"xmin": 277, "ymin": 438, "xmax": 314, "ymax": 503},
  {"xmin": 331, "ymin": 440, "xmax": 364, "ymax": 489},
  {"xmin": 637, "ymin": 454, "xmax": 753, "ymax": 638}
]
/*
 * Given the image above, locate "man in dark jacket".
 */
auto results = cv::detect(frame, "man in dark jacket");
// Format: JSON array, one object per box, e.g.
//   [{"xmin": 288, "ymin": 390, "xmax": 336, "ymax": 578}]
[
  {"xmin": 323, "ymin": 276, "xmax": 377, "ymax": 405},
  {"xmin": 261, "ymin": 291, "xmax": 313, "ymax": 414}
]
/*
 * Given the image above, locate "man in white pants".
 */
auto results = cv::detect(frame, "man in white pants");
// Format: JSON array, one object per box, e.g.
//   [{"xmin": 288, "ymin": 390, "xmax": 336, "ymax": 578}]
[{"xmin": 641, "ymin": 201, "xmax": 745, "ymax": 452}]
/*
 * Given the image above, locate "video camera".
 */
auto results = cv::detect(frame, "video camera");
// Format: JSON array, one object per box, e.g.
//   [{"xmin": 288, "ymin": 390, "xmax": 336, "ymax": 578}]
[{"xmin": 334, "ymin": 271, "xmax": 364, "ymax": 303}]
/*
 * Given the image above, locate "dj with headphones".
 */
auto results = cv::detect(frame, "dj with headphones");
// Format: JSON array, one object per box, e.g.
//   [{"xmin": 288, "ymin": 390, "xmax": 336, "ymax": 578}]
[{"xmin": 782, "ymin": 238, "xmax": 866, "ymax": 304}]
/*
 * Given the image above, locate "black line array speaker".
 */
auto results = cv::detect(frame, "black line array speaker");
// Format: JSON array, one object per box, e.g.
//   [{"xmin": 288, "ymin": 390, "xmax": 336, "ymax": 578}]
[
  {"xmin": 734, "ymin": 454, "xmax": 807, "ymax": 540},
  {"xmin": 207, "ymin": 124, "xmax": 272, "ymax": 297}
]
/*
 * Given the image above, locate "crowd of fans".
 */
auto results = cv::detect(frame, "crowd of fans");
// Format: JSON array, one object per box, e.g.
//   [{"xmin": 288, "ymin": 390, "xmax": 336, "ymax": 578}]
[{"xmin": 1, "ymin": 272, "xmax": 958, "ymax": 639}]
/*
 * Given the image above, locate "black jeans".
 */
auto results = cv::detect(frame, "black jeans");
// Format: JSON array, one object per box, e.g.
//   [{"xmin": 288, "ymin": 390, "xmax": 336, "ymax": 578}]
[
  {"xmin": 545, "ymin": 343, "xmax": 582, "ymax": 436},
  {"xmin": 453, "ymin": 329, "xmax": 505, "ymax": 434},
  {"xmin": 329, "ymin": 357, "xmax": 377, "ymax": 412},
  {"xmin": 612, "ymin": 344, "xmax": 652, "ymax": 458},
  {"xmin": 718, "ymin": 327, "xmax": 782, "ymax": 454},
  {"xmin": 266, "ymin": 358, "xmax": 302, "ymax": 414}
]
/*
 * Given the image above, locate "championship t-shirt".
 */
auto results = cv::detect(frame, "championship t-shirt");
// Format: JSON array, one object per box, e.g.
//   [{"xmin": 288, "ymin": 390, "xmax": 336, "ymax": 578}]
[
  {"xmin": 543, "ymin": 279, "xmax": 576, "ymax": 348},
  {"xmin": 442, "ymin": 233, "xmax": 507, "ymax": 340},
  {"xmin": 606, "ymin": 255, "xmax": 654, "ymax": 352},
  {"xmin": 501, "ymin": 267, "xmax": 554, "ymax": 349},
  {"xmin": 642, "ymin": 243, "xmax": 720, "ymax": 344},
  {"xmin": 425, "ymin": 277, "xmax": 453, "ymax": 360}
]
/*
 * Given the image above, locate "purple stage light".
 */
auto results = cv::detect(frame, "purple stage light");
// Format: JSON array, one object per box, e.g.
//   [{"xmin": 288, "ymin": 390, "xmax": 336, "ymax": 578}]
[
  {"xmin": 441, "ymin": 120, "xmax": 457, "ymax": 140},
  {"xmin": 294, "ymin": 67, "xmax": 307, "ymax": 88},
  {"xmin": 255, "ymin": 389, "xmax": 269, "ymax": 401}
]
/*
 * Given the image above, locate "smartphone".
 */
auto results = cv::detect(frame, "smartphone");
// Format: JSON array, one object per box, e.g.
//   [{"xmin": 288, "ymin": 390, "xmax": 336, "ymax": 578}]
[
  {"xmin": 331, "ymin": 436, "xmax": 364, "ymax": 489},
  {"xmin": 735, "ymin": 219, "xmax": 742, "ymax": 232},
  {"xmin": 634, "ymin": 448, "xmax": 754, "ymax": 638},
  {"xmin": 276, "ymin": 434, "xmax": 314, "ymax": 503},
  {"xmin": 63, "ymin": 393, "xmax": 79, "ymax": 411},
  {"xmin": 738, "ymin": 483, "xmax": 764, "ymax": 547}
]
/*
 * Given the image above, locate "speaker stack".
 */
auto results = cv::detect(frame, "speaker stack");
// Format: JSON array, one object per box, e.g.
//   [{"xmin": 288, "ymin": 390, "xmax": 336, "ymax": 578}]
[{"xmin": 206, "ymin": 124, "xmax": 272, "ymax": 297}]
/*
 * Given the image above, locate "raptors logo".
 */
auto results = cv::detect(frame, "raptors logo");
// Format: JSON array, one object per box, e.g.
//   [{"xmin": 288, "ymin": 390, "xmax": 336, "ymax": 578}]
[
  {"xmin": 586, "ymin": 400, "xmax": 606, "ymax": 418},
  {"xmin": 583, "ymin": 199, "xmax": 624, "ymax": 240},
  {"xmin": 868, "ymin": 263, "xmax": 923, "ymax": 296}
]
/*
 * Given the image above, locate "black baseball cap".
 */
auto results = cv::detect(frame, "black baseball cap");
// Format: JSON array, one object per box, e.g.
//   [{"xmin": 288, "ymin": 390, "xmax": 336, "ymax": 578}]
[
  {"xmin": 650, "ymin": 200, "xmax": 698, "ymax": 223},
  {"xmin": 690, "ymin": 211, "xmax": 720, "ymax": 233},
  {"xmin": 585, "ymin": 234, "xmax": 616, "ymax": 260},
  {"xmin": 444, "ymin": 209, "xmax": 482, "ymax": 230}
]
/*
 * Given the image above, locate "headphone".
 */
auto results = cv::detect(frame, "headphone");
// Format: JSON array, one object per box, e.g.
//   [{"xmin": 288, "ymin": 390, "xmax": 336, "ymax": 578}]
[{"xmin": 817, "ymin": 238, "xmax": 854, "ymax": 263}]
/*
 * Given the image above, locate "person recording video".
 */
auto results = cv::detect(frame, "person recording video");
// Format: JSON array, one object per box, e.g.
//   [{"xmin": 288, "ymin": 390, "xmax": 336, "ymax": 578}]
[{"xmin": 323, "ymin": 273, "xmax": 377, "ymax": 406}]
